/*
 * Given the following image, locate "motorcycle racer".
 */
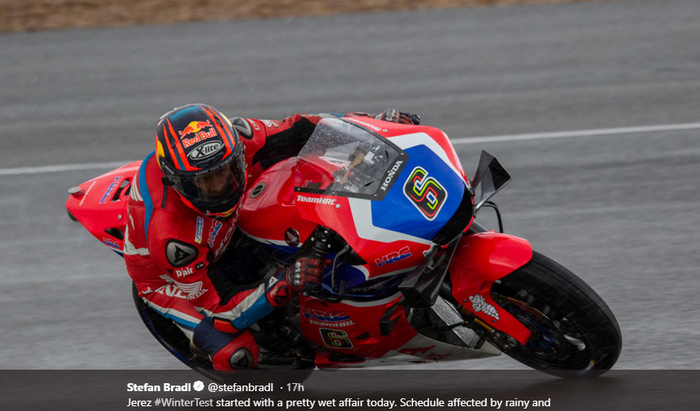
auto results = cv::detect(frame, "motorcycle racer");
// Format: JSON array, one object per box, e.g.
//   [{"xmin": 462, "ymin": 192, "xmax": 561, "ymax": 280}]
[{"xmin": 123, "ymin": 103, "xmax": 420, "ymax": 370}]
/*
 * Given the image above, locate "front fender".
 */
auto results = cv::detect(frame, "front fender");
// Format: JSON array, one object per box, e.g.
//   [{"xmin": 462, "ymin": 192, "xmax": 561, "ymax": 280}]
[{"xmin": 449, "ymin": 232, "xmax": 533, "ymax": 345}]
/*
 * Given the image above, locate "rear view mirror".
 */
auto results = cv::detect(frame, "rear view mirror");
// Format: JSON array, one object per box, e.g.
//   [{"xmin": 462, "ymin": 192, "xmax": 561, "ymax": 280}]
[{"xmin": 471, "ymin": 150, "xmax": 511, "ymax": 212}]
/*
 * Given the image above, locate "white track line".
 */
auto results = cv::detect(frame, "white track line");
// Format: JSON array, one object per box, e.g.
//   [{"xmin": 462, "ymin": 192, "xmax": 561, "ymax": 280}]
[
  {"xmin": 0, "ymin": 161, "xmax": 133, "ymax": 176},
  {"xmin": 2, "ymin": 122, "xmax": 699, "ymax": 176},
  {"xmin": 452, "ymin": 122, "xmax": 700, "ymax": 145}
]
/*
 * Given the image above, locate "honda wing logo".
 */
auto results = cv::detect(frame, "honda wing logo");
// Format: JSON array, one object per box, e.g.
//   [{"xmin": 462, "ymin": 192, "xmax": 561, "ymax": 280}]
[{"xmin": 403, "ymin": 167, "xmax": 448, "ymax": 220}]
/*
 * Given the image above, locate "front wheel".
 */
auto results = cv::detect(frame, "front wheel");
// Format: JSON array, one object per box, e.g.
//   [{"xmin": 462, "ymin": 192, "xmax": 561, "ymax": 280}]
[{"xmin": 489, "ymin": 252, "xmax": 622, "ymax": 377}]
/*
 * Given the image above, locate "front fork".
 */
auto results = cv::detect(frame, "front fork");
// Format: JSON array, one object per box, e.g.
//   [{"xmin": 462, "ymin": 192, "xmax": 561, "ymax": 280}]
[{"xmin": 448, "ymin": 231, "xmax": 534, "ymax": 346}]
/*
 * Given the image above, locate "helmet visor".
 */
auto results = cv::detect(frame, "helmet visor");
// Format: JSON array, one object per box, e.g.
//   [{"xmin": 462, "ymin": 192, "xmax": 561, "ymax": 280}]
[{"xmin": 177, "ymin": 156, "xmax": 246, "ymax": 216}]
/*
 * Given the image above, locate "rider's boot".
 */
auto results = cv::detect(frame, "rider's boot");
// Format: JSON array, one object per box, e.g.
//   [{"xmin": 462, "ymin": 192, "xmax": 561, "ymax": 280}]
[{"xmin": 192, "ymin": 318, "xmax": 260, "ymax": 371}]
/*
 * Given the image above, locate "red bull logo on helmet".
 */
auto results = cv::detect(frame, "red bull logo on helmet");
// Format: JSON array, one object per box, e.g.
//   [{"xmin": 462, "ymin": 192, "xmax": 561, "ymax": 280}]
[{"xmin": 178, "ymin": 120, "xmax": 218, "ymax": 148}]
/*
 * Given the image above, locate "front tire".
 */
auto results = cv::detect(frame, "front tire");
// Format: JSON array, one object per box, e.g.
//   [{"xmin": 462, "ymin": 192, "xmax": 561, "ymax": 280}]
[{"xmin": 489, "ymin": 252, "xmax": 622, "ymax": 377}]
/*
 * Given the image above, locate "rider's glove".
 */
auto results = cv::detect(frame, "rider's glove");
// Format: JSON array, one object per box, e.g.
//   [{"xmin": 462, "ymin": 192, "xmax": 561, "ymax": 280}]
[
  {"xmin": 264, "ymin": 276, "xmax": 293, "ymax": 308},
  {"xmin": 286, "ymin": 257, "xmax": 326, "ymax": 292},
  {"xmin": 374, "ymin": 108, "xmax": 421, "ymax": 125}
]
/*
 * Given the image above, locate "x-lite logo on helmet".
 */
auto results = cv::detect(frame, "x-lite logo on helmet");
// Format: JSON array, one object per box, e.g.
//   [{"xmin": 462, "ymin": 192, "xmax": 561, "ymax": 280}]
[
  {"xmin": 188, "ymin": 141, "xmax": 224, "ymax": 161},
  {"xmin": 403, "ymin": 166, "xmax": 448, "ymax": 221}
]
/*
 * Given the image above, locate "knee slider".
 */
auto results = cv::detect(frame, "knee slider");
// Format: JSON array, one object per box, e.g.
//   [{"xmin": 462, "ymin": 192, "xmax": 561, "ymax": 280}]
[{"xmin": 211, "ymin": 331, "xmax": 260, "ymax": 370}]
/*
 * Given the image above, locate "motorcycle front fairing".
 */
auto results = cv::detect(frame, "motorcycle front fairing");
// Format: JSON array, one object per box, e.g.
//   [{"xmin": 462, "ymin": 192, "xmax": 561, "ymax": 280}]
[{"xmin": 290, "ymin": 118, "xmax": 472, "ymax": 290}]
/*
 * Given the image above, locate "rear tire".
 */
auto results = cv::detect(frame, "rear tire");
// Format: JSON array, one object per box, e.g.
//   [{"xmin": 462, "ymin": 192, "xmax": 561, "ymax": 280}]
[
  {"xmin": 132, "ymin": 283, "xmax": 211, "ymax": 369},
  {"xmin": 131, "ymin": 283, "xmax": 314, "ymax": 384},
  {"xmin": 490, "ymin": 252, "xmax": 622, "ymax": 377}
]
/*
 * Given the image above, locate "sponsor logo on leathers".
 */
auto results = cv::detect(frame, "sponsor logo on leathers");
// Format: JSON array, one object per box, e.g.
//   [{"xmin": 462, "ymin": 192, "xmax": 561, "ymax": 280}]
[
  {"xmin": 261, "ymin": 119, "xmax": 280, "ymax": 128},
  {"xmin": 175, "ymin": 266, "xmax": 193, "ymax": 278},
  {"xmin": 194, "ymin": 217, "xmax": 203, "ymax": 244},
  {"xmin": 214, "ymin": 226, "xmax": 234, "ymax": 259},
  {"xmin": 208, "ymin": 221, "xmax": 222, "ymax": 248},
  {"xmin": 158, "ymin": 275, "xmax": 208, "ymax": 301}
]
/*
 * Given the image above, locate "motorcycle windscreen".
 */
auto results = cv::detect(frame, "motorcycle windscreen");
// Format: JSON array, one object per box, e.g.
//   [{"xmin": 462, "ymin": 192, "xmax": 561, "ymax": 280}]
[{"xmin": 294, "ymin": 118, "xmax": 408, "ymax": 200}]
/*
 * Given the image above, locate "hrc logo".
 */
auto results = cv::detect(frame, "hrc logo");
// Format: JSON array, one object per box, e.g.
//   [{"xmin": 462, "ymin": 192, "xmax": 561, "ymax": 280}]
[
  {"xmin": 403, "ymin": 167, "xmax": 448, "ymax": 220},
  {"xmin": 375, "ymin": 246, "xmax": 412, "ymax": 267}
]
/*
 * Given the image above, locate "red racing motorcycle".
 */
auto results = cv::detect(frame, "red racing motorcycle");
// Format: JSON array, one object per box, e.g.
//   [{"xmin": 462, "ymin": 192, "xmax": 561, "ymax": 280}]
[{"xmin": 66, "ymin": 117, "xmax": 621, "ymax": 377}]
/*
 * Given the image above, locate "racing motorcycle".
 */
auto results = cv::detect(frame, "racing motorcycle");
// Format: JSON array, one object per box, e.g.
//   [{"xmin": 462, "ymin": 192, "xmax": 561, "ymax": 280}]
[{"xmin": 65, "ymin": 117, "xmax": 621, "ymax": 377}]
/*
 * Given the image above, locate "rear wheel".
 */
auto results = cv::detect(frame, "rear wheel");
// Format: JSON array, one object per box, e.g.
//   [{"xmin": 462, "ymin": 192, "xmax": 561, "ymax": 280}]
[
  {"xmin": 489, "ymin": 252, "xmax": 622, "ymax": 377},
  {"xmin": 132, "ymin": 283, "xmax": 211, "ymax": 369},
  {"xmin": 131, "ymin": 283, "xmax": 313, "ymax": 383}
]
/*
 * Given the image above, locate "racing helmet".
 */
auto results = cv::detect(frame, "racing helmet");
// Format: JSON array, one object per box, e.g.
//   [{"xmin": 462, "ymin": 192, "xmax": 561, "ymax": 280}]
[{"xmin": 155, "ymin": 104, "xmax": 246, "ymax": 219}]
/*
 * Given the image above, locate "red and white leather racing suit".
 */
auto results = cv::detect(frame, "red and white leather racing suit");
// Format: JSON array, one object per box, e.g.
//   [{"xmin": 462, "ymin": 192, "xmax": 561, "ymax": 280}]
[{"xmin": 124, "ymin": 113, "xmax": 341, "ymax": 369}]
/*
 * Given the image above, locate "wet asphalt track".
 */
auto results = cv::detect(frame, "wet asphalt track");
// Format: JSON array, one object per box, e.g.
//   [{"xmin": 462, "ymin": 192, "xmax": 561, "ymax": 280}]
[{"xmin": 1, "ymin": 0, "xmax": 699, "ymax": 371}]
